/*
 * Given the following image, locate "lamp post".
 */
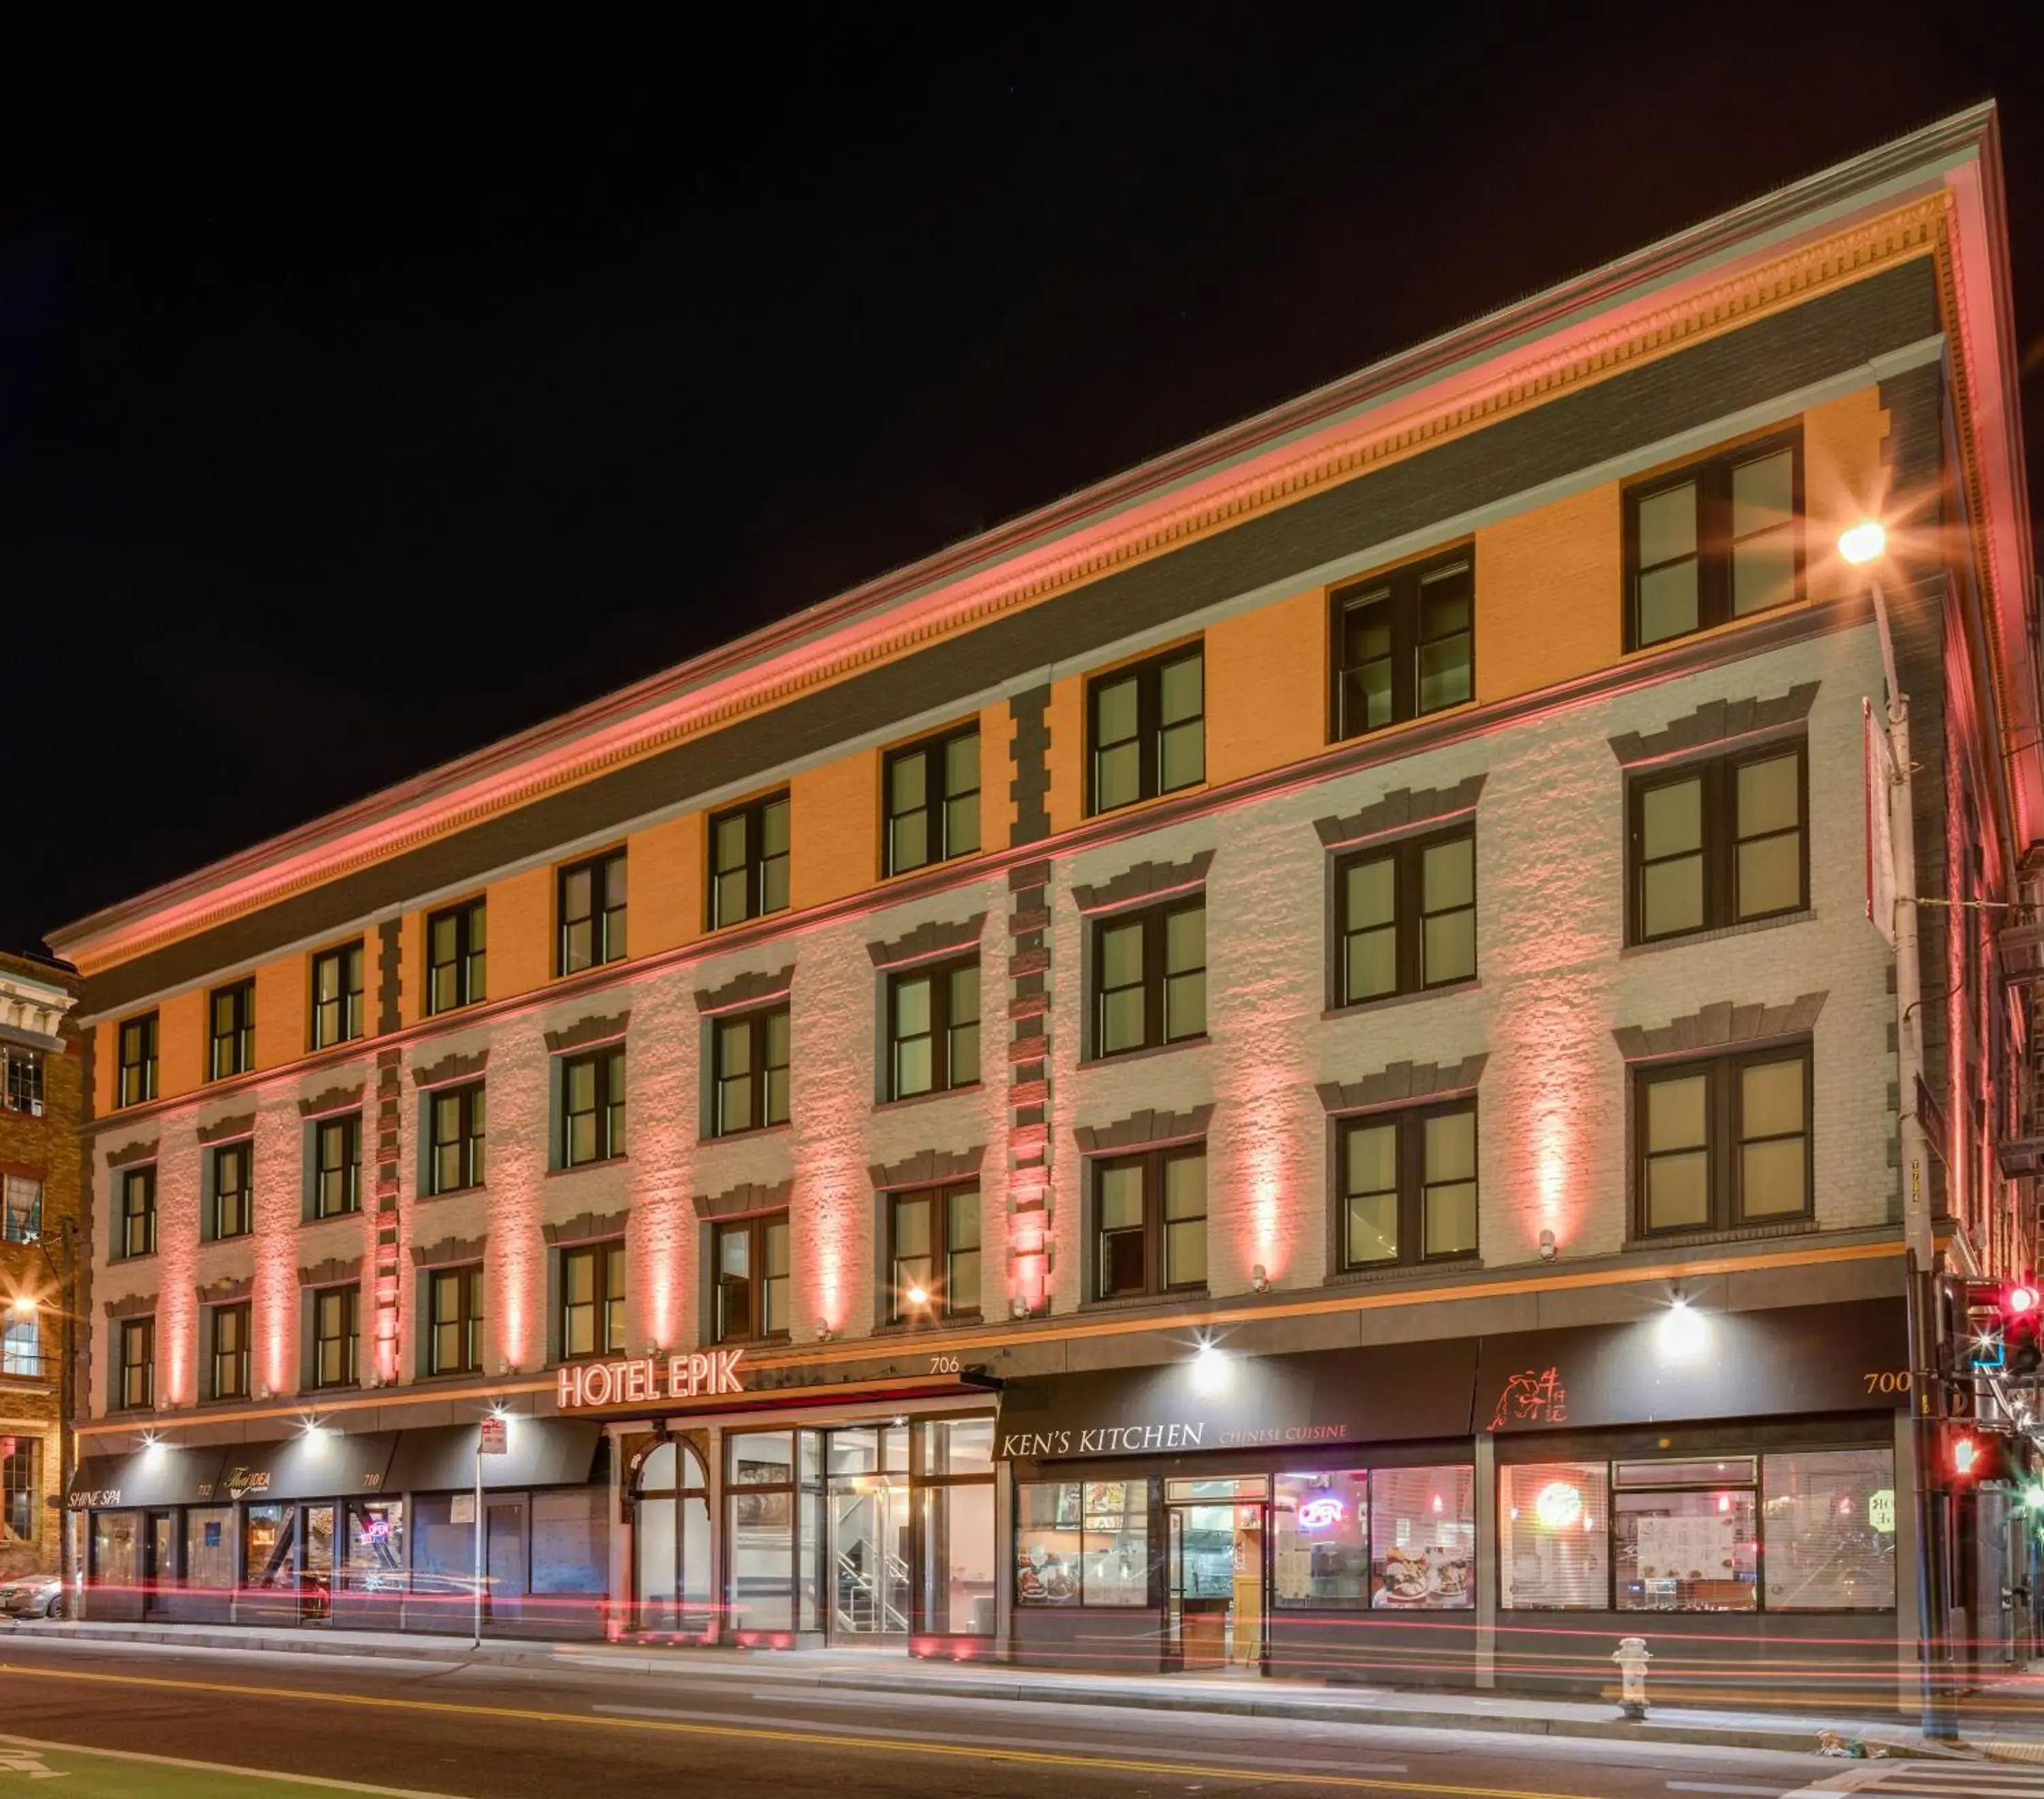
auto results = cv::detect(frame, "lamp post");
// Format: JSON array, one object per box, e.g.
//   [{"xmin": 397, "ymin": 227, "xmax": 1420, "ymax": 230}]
[{"xmin": 1842, "ymin": 520, "xmax": 1953, "ymax": 1740}]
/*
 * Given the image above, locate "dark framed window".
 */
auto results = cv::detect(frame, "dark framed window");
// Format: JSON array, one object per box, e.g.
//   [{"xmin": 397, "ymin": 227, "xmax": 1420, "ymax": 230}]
[
  {"xmin": 1092, "ymin": 898, "xmax": 1205, "ymax": 1058},
  {"xmin": 208, "ymin": 978, "xmax": 255, "ymax": 1080},
  {"xmin": 1093, "ymin": 1146, "xmax": 1206, "ymax": 1300},
  {"xmin": 117, "ymin": 1013, "xmax": 159, "ymax": 1107},
  {"xmin": 313, "ymin": 1114, "xmax": 361, "ymax": 1218},
  {"xmin": 119, "ymin": 1317, "xmax": 155, "ymax": 1411},
  {"xmin": 1335, "ymin": 826, "xmax": 1476, "ymax": 1006},
  {"xmin": 713, "ymin": 1214, "xmax": 789, "ymax": 1342},
  {"xmin": 1628, "ymin": 742, "xmax": 1807, "ymax": 944},
  {"xmin": 1635, "ymin": 1045, "xmax": 1812, "ymax": 1237},
  {"xmin": 211, "ymin": 1302, "xmax": 251, "ymax": 1400},
  {"xmin": 1088, "ymin": 645, "xmax": 1204, "ymax": 814},
  {"xmin": 1626, "ymin": 432, "xmax": 1802, "ymax": 649},
  {"xmin": 1331, "ymin": 549, "xmax": 1474, "ymax": 739},
  {"xmin": 428, "ymin": 1264, "xmax": 485, "ymax": 1375},
  {"xmin": 561, "ymin": 1242, "xmax": 627, "ymax": 1359},
  {"xmin": 709, "ymin": 793, "xmax": 790, "ymax": 928},
  {"xmin": 561, "ymin": 1047, "xmax": 627, "ymax": 1166},
  {"xmin": 312, "ymin": 1285, "xmax": 359, "ymax": 1389},
  {"xmin": 2, "ymin": 1437, "xmax": 35, "ymax": 1543},
  {"xmin": 888, "ymin": 1186, "xmax": 981, "ymax": 1323},
  {"xmin": 426, "ymin": 1082, "xmax": 486, "ymax": 1195},
  {"xmin": 1338, "ymin": 1100, "xmax": 1478, "ymax": 1269},
  {"xmin": 887, "ymin": 959, "xmax": 980, "ymax": 1100},
  {"xmin": 885, "ymin": 726, "xmax": 981, "ymax": 875},
  {"xmin": 309, "ymin": 942, "xmax": 365, "ymax": 1049},
  {"xmin": 117, "ymin": 1167, "xmax": 157, "ymax": 1260},
  {"xmin": 712, "ymin": 1006, "xmax": 789, "ymax": 1137},
  {"xmin": 208, "ymin": 1141, "xmax": 253, "ymax": 1240},
  {"xmin": 559, "ymin": 850, "xmax": 628, "ymax": 974},
  {"xmin": 3, "ymin": 1173, "xmax": 41, "ymax": 1244},
  {"xmin": 426, "ymin": 899, "xmax": 487, "ymax": 1014},
  {"xmin": 3, "ymin": 1308, "xmax": 41, "ymax": 1378},
  {"xmin": 2, "ymin": 1046, "xmax": 42, "ymax": 1115}
]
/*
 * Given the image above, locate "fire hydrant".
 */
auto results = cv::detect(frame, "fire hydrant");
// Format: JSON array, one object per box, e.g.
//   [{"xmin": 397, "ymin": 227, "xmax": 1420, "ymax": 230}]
[{"xmin": 1612, "ymin": 1635, "xmax": 1652, "ymax": 1720}]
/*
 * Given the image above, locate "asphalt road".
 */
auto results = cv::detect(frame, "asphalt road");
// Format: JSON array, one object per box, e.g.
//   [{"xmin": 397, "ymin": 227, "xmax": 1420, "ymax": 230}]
[{"xmin": 0, "ymin": 1635, "xmax": 1960, "ymax": 1799}]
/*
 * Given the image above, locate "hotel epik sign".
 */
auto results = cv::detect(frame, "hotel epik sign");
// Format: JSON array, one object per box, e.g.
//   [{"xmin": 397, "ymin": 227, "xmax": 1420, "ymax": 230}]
[{"xmin": 557, "ymin": 1348, "xmax": 746, "ymax": 1411}]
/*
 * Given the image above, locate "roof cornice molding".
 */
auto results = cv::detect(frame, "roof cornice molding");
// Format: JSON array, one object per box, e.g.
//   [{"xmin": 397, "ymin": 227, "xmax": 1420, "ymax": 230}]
[{"xmin": 55, "ymin": 138, "xmax": 1986, "ymax": 974}]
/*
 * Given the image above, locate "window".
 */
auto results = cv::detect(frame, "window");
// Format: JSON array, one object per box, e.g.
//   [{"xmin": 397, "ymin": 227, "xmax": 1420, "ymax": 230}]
[
  {"xmin": 713, "ymin": 1214, "xmax": 789, "ymax": 1342},
  {"xmin": 117, "ymin": 1167, "xmax": 157, "ymax": 1260},
  {"xmin": 1635, "ymin": 1046, "xmax": 1811, "ymax": 1235},
  {"xmin": 1089, "ymin": 645, "xmax": 1204, "ymax": 814},
  {"xmin": 561, "ymin": 1242, "xmax": 627, "ymax": 1359},
  {"xmin": 1335, "ymin": 827, "xmax": 1476, "ymax": 1005},
  {"xmin": 2, "ymin": 1438, "xmax": 33, "ymax": 1543},
  {"xmin": 1094, "ymin": 1148, "xmax": 1205, "ymax": 1300},
  {"xmin": 2, "ymin": 1312, "xmax": 40, "ymax": 1378},
  {"xmin": 2, "ymin": 1047, "xmax": 41, "ymax": 1116},
  {"xmin": 211, "ymin": 1302, "xmax": 251, "ymax": 1400},
  {"xmin": 559, "ymin": 850, "xmax": 628, "ymax": 974},
  {"xmin": 208, "ymin": 1141, "xmax": 253, "ymax": 1240},
  {"xmin": 426, "ymin": 899, "xmax": 486, "ymax": 1014},
  {"xmin": 1016, "ymin": 1481, "xmax": 1148, "ymax": 1606},
  {"xmin": 312, "ymin": 1285, "xmax": 359, "ymax": 1389},
  {"xmin": 117, "ymin": 1013, "xmax": 159, "ymax": 1107},
  {"xmin": 428, "ymin": 1265, "xmax": 485, "ymax": 1375},
  {"xmin": 1092, "ymin": 898, "xmax": 1205, "ymax": 1058},
  {"xmin": 119, "ymin": 1317, "xmax": 155, "ymax": 1410},
  {"xmin": 1761, "ymin": 1448, "xmax": 1895, "ymax": 1611},
  {"xmin": 1614, "ymin": 1456, "xmax": 1756, "ymax": 1613},
  {"xmin": 888, "ymin": 1186, "xmax": 980, "ymax": 1323},
  {"xmin": 559, "ymin": 1046, "xmax": 626, "ymax": 1167},
  {"xmin": 885, "ymin": 726, "xmax": 981, "ymax": 876},
  {"xmin": 208, "ymin": 978, "xmax": 255, "ymax": 1079},
  {"xmin": 1498, "ymin": 1462, "xmax": 1611, "ymax": 1610},
  {"xmin": 1339, "ymin": 1100, "xmax": 1478, "ymax": 1268},
  {"xmin": 426, "ymin": 1082, "xmax": 486, "ymax": 1195},
  {"xmin": 709, "ymin": 793, "xmax": 790, "ymax": 928},
  {"xmin": 1626, "ymin": 433, "xmax": 1801, "ymax": 649},
  {"xmin": 1331, "ymin": 550, "xmax": 1474, "ymax": 739},
  {"xmin": 887, "ymin": 960, "xmax": 980, "ymax": 1100},
  {"xmin": 313, "ymin": 1114, "xmax": 361, "ymax": 1218},
  {"xmin": 712, "ymin": 1006, "xmax": 789, "ymax": 1137},
  {"xmin": 1629, "ymin": 743, "xmax": 1806, "ymax": 943},
  {"xmin": 2, "ymin": 1173, "xmax": 41, "ymax": 1244},
  {"xmin": 309, "ymin": 942, "xmax": 365, "ymax": 1048}
]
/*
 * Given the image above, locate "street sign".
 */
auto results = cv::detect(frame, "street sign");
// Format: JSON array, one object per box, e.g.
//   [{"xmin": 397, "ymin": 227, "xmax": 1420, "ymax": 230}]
[{"xmin": 478, "ymin": 1416, "xmax": 508, "ymax": 1456}]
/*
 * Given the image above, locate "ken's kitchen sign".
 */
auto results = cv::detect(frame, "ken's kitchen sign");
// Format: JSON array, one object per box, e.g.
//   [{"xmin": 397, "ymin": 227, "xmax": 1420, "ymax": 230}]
[{"xmin": 557, "ymin": 1348, "xmax": 746, "ymax": 1411}]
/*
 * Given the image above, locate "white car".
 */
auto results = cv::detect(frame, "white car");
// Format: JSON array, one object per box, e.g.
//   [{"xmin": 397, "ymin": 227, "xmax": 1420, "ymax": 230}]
[{"xmin": 0, "ymin": 1573, "xmax": 63, "ymax": 1618}]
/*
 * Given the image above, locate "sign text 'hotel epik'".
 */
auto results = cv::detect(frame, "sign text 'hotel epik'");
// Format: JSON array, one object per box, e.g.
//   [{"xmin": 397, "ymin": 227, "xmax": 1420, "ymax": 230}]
[{"xmin": 558, "ymin": 1349, "xmax": 746, "ymax": 1411}]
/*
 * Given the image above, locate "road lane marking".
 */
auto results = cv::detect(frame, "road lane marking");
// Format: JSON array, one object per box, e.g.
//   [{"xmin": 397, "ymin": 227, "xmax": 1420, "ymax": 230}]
[
  {"xmin": 1664, "ymin": 1785, "xmax": 1793, "ymax": 1796},
  {"xmin": 0, "ymin": 1732, "xmax": 467, "ymax": 1797},
  {"xmin": 0, "ymin": 1659, "xmax": 1610, "ymax": 1798}
]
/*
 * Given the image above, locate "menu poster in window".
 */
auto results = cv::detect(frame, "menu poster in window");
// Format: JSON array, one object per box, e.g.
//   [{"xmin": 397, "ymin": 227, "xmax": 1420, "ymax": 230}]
[{"xmin": 1633, "ymin": 1512, "xmax": 1735, "ymax": 1582}]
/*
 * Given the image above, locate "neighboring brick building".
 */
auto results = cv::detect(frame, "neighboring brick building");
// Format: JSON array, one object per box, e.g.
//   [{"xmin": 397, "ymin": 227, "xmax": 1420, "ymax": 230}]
[
  {"xmin": 0, "ymin": 949, "xmax": 82, "ymax": 1580},
  {"xmin": 43, "ymin": 106, "xmax": 2044, "ymax": 1704}
]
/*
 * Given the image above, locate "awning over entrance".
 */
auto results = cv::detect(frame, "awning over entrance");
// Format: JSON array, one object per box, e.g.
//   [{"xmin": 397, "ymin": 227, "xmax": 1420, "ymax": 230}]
[
  {"xmin": 996, "ymin": 1337, "xmax": 1479, "ymax": 1463},
  {"xmin": 212, "ymin": 1430, "xmax": 399, "ymax": 1502},
  {"xmin": 67, "ymin": 1443, "xmax": 230, "ymax": 1511},
  {"xmin": 383, "ymin": 1417, "xmax": 603, "ymax": 1493}
]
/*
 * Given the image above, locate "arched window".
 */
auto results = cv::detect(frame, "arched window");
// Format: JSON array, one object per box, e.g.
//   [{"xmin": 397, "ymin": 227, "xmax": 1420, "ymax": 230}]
[{"xmin": 634, "ymin": 1437, "xmax": 710, "ymax": 1633}]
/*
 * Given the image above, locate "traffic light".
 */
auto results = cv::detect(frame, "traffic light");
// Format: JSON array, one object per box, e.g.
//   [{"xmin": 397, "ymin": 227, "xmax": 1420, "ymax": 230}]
[
  {"xmin": 2010, "ymin": 1282, "xmax": 2043, "ymax": 1375},
  {"xmin": 1945, "ymin": 1425, "xmax": 2012, "ymax": 1483},
  {"xmin": 1964, "ymin": 1278, "xmax": 2044, "ymax": 1376}
]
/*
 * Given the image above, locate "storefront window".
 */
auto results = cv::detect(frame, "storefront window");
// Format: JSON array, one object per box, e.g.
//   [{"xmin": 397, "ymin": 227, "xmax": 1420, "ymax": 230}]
[
  {"xmin": 91, "ymin": 1510, "xmax": 138, "ymax": 1586},
  {"xmin": 243, "ymin": 1503, "xmax": 295, "ymax": 1589},
  {"xmin": 532, "ymin": 1488, "xmax": 607, "ymax": 1595},
  {"xmin": 636, "ymin": 1439, "xmax": 712, "ymax": 1631},
  {"xmin": 1370, "ymin": 1466, "xmax": 1474, "ymax": 1608},
  {"xmin": 728, "ymin": 1431, "xmax": 799, "ymax": 1632},
  {"xmin": 1762, "ymin": 1448, "xmax": 1895, "ymax": 1611},
  {"xmin": 1016, "ymin": 1481, "xmax": 1149, "ymax": 1607},
  {"xmin": 1499, "ymin": 1461, "xmax": 1609, "ymax": 1610},
  {"xmin": 1274, "ymin": 1471, "xmax": 1369, "ymax": 1608},
  {"xmin": 1614, "ymin": 1460, "xmax": 1758, "ymax": 1612},
  {"xmin": 412, "ymin": 1494, "xmax": 480, "ymax": 1613},
  {"xmin": 920, "ymin": 1417, "xmax": 994, "ymax": 1477},
  {"xmin": 918, "ymin": 1482, "xmax": 996, "ymax": 1635},
  {"xmin": 185, "ymin": 1507, "xmax": 234, "ymax": 1589},
  {"xmin": 343, "ymin": 1501, "xmax": 405, "ymax": 1593}
]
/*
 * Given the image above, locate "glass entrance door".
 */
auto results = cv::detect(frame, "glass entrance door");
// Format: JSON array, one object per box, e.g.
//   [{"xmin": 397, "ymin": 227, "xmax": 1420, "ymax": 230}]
[
  {"xmin": 486, "ymin": 1500, "xmax": 527, "ymax": 1625},
  {"xmin": 1164, "ymin": 1477, "xmax": 1269, "ymax": 1674},
  {"xmin": 825, "ymin": 1426, "xmax": 910, "ymax": 1640},
  {"xmin": 143, "ymin": 1510, "xmax": 176, "ymax": 1616},
  {"xmin": 300, "ymin": 1504, "xmax": 335, "ymax": 1623}
]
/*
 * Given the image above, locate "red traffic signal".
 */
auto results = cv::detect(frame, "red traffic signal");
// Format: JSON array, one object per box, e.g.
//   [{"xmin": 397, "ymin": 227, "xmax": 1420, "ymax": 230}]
[
  {"xmin": 1945, "ymin": 1426, "xmax": 2012, "ymax": 1483},
  {"xmin": 2010, "ymin": 1283, "xmax": 2040, "ymax": 1317}
]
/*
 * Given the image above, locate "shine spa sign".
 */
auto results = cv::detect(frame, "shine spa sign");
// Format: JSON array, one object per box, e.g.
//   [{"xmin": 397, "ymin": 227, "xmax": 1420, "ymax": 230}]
[{"xmin": 557, "ymin": 1348, "xmax": 747, "ymax": 1411}]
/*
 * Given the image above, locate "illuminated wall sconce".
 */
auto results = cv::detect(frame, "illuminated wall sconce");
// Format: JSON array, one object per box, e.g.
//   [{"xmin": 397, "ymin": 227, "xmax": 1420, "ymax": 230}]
[
  {"xmin": 497, "ymin": 1358, "xmax": 512, "ymax": 1377},
  {"xmin": 817, "ymin": 1323, "xmax": 837, "ymax": 1343},
  {"xmin": 256, "ymin": 1385, "xmax": 273, "ymax": 1402},
  {"xmin": 1010, "ymin": 1295, "xmax": 1030, "ymax": 1320},
  {"xmin": 1538, "ymin": 1230, "xmax": 1558, "ymax": 1263},
  {"xmin": 1250, "ymin": 1264, "xmax": 1269, "ymax": 1293}
]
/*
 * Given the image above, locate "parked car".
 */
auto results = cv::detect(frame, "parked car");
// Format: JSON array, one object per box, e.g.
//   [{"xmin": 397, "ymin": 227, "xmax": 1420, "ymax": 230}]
[{"xmin": 0, "ymin": 1573, "xmax": 63, "ymax": 1619}]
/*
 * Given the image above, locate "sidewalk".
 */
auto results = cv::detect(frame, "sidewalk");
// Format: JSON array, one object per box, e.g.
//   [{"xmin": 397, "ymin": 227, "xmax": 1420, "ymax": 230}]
[{"xmin": 9, "ymin": 1616, "xmax": 2036, "ymax": 1764}]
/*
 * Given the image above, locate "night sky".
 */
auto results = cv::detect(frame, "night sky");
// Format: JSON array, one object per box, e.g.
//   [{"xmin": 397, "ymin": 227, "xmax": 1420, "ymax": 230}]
[{"xmin": 5, "ymin": 10, "xmax": 2039, "ymax": 959}]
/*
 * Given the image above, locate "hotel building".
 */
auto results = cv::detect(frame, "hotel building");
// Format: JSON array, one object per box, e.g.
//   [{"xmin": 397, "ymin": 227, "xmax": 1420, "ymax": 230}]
[{"xmin": 52, "ymin": 107, "xmax": 2041, "ymax": 1702}]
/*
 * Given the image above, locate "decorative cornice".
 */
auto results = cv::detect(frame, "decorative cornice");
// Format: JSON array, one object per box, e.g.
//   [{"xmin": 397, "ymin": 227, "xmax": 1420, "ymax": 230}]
[
  {"xmin": 1613, "ymin": 992, "xmax": 1827, "ymax": 1062},
  {"xmin": 104, "ymin": 1137, "xmax": 159, "ymax": 1170},
  {"xmin": 1318, "ymin": 1054, "xmax": 1490, "ymax": 1115},
  {"xmin": 0, "ymin": 963, "xmax": 76, "ymax": 1048},
  {"xmin": 868, "ymin": 1147, "xmax": 985, "ymax": 1193},
  {"xmin": 300, "ymin": 1256, "xmax": 363, "ymax": 1289},
  {"xmin": 866, "ymin": 916, "xmax": 987, "ymax": 970},
  {"xmin": 50, "ymin": 187, "xmax": 1955, "ymax": 982},
  {"xmin": 694, "ymin": 966, "xmax": 794, "ymax": 1015},
  {"xmin": 1072, "ymin": 851, "xmax": 1214, "ymax": 916},
  {"xmin": 194, "ymin": 1111, "xmax": 256, "ymax": 1147},
  {"xmin": 297, "ymin": 1082, "xmax": 365, "ymax": 1119},
  {"xmin": 692, "ymin": 1180, "xmax": 792, "ymax": 1223},
  {"xmin": 543, "ymin": 1012, "xmax": 632, "ymax": 1056},
  {"xmin": 410, "ymin": 1233, "xmax": 486, "ymax": 1268},
  {"xmin": 1073, "ymin": 1104, "xmax": 1215, "ymax": 1156},
  {"xmin": 1607, "ymin": 683, "xmax": 1819, "ymax": 767},
  {"xmin": 1314, "ymin": 775, "xmax": 1487, "ymax": 850},
  {"xmin": 196, "ymin": 1275, "xmax": 253, "ymax": 1307},
  {"xmin": 102, "ymin": 1291, "xmax": 156, "ymax": 1321},
  {"xmin": 412, "ymin": 1048, "xmax": 488, "ymax": 1090},
  {"xmin": 542, "ymin": 1209, "xmax": 630, "ymax": 1246}
]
